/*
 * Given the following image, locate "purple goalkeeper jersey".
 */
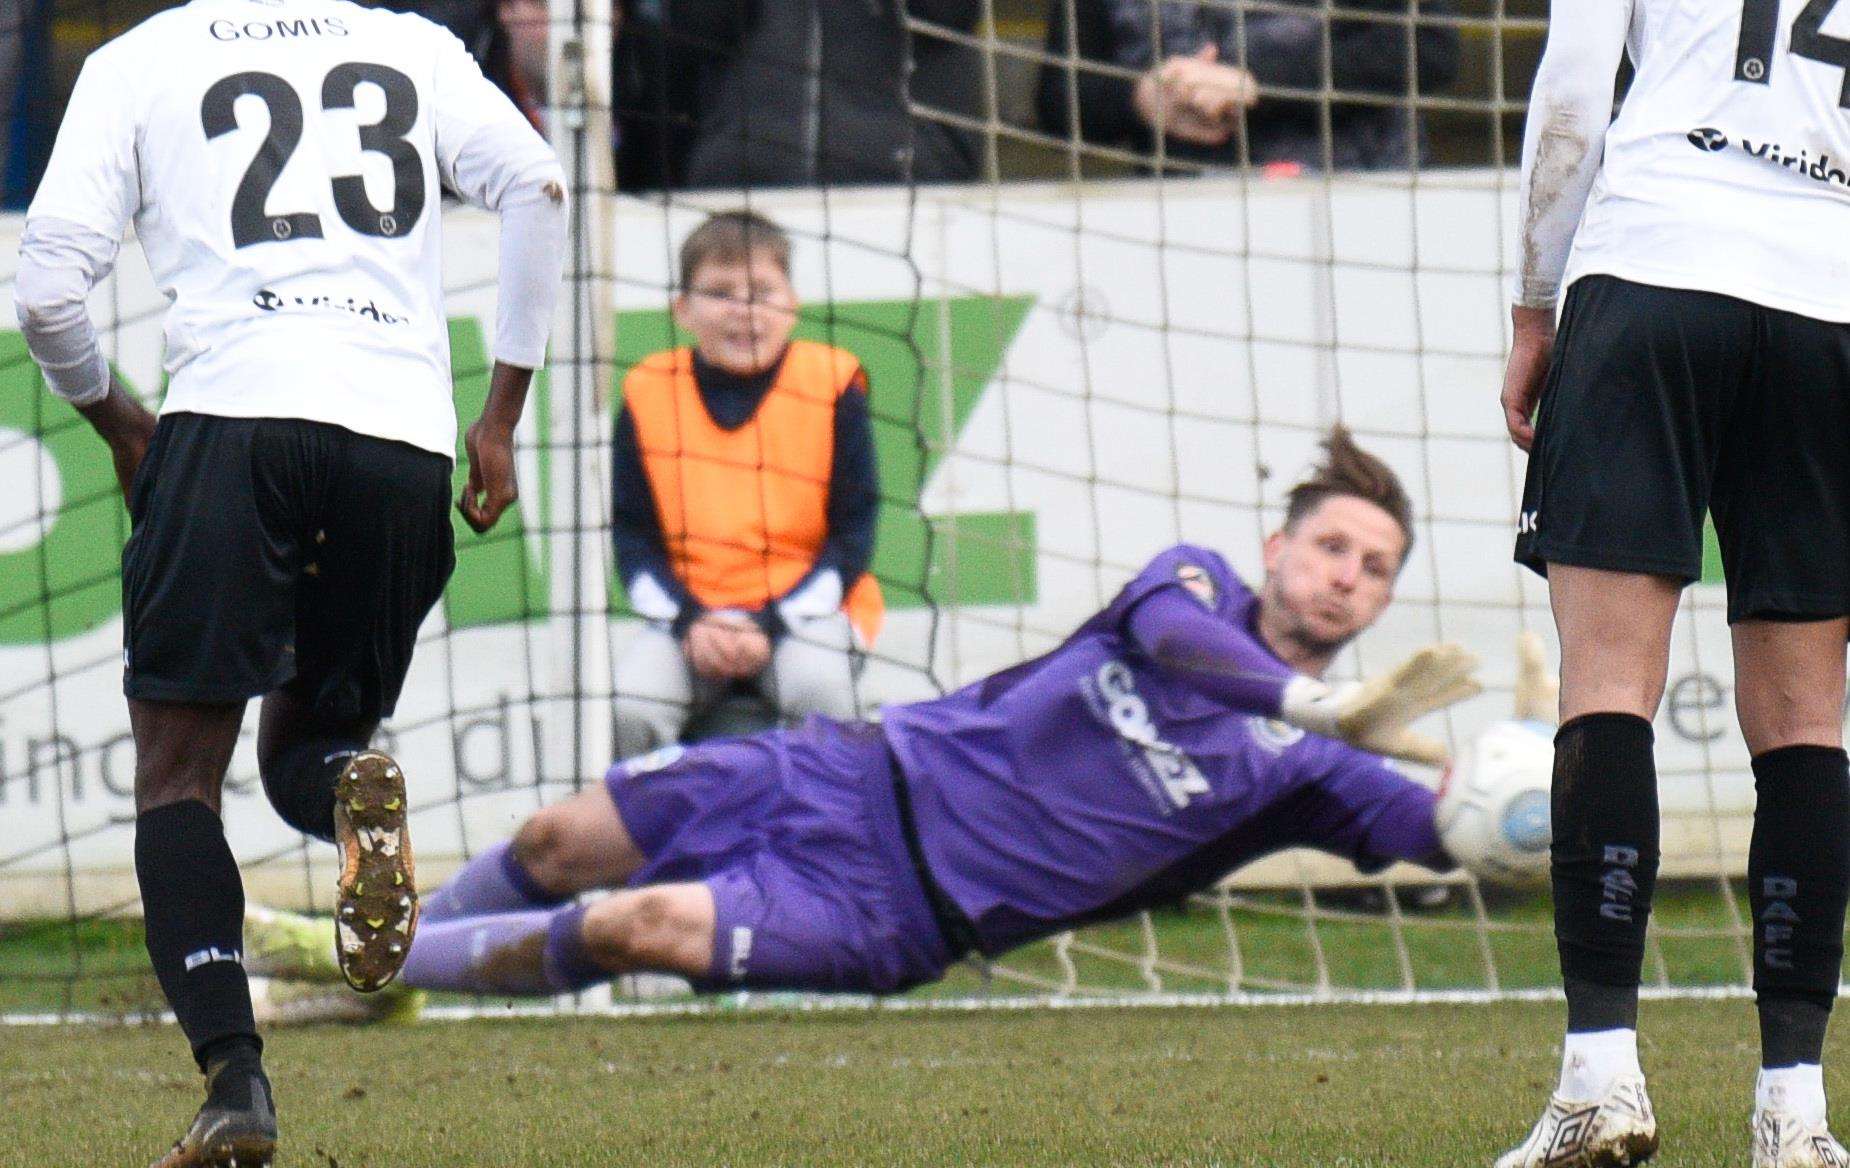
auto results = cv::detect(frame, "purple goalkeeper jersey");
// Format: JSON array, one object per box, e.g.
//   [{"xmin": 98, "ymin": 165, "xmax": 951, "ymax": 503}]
[{"xmin": 881, "ymin": 545, "xmax": 1444, "ymax": 957}]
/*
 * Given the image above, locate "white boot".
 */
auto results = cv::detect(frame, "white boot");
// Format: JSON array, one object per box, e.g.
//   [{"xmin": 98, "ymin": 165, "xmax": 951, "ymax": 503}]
[
  {"xmin": 1494, "ymin": 1073, "xmax": 1658, "ymax": 1168},
  {"xmin": 1754, "ymin": 1068, "xmax": 1848, "ymax": 1168}
]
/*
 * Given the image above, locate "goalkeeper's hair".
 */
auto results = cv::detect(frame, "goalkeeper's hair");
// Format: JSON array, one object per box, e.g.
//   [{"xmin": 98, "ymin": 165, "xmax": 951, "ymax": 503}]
[
  {"xmin": 1284, "ymin": 425, "xmax": 1415, "ymax": 558},
  {"xmin": 679, "ymin": 209, "xmax": 792, "ymax": 290}
]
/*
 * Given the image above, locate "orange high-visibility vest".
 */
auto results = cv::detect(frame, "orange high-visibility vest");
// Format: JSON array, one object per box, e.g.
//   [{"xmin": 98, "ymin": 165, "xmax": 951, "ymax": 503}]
[{"xmin": 622, "ymin": 340, "xmax": 884, "ymax": 645}]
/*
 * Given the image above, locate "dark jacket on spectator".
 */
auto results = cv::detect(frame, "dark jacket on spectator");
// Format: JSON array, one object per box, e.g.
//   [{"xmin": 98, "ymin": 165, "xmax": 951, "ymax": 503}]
[
  {"xmin": 2, "ymin": 0, "xmax": 48, "ymax": 210},
  {"xmin": 353, "ymin": 0, "xmax": 532, "ymax": 122},
  {"xmin": 1037, "ymin": 0, "xmax": 1459, "ymax": 172},
  {"xmin": 617, "ymin": 0, "xmax": 706, "ymax": 191},
  {"xmin": 355, "ymin": 0, "xmax": 498, "ymax": 52},
  {"xmin": 667, "ymin": 0, "xmax": 984, "ymax": 189}
]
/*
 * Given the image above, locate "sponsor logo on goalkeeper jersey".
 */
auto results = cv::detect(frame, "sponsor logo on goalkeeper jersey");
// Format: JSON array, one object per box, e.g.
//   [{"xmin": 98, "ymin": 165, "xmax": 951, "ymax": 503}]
[
  {"xmin": 1246, "ymin": 717, "xmax": 1306, "ymax": 755},
  {"xmin": 1686, "ymin": 127, "xmax": 1850, "ymax": 191},
  {"xmin": 1175, "ymin": 562, "xmax": 1217, "ymax": 608},
  {"xmin": 1082, "ymin": 659, "xmax": 1210, "ymax": 813}
]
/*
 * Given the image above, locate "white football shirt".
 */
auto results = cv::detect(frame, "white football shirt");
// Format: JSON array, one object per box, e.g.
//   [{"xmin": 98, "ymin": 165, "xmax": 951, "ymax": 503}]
[
  {"xmin": 27, "ymin": 0, "xmax": 561, "ymax": 456},
  {"xmin": 1565, "ymin": 0, "xmax": 1850, "ymax": 321}
]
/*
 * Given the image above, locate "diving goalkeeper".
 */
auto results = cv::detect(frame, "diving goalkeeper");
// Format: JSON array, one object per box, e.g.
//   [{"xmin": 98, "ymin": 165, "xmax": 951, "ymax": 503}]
[{"xmin": 262, "ymin": 428, "xmax": 1482, "ymax": 999}]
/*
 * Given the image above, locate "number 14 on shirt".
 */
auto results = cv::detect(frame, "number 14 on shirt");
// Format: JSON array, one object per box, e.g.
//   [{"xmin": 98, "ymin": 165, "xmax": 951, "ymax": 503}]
[{"xmin": 1737, "ymin": 0, "xmax": 1850, "ymax": 102}]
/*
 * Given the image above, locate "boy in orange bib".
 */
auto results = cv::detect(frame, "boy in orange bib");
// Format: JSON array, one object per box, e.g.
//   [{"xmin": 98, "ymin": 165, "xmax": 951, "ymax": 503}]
[{"xmin": 612, "ymin": 211, "xmax": 882, "ymax": 755}]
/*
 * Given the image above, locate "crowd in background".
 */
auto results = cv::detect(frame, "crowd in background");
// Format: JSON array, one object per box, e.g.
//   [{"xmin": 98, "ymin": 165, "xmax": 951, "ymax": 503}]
[
  {"xmin": 1037, "ymin": 0, "xmax": 1459, "ymax": 174},
  {"xmin": 3, "ymin": 0, "xmax": 1466, "ymax": 207}
]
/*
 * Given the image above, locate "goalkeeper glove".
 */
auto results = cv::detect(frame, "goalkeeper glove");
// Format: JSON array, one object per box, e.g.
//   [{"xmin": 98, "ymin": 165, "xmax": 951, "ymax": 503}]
[
  {"xmin": 1511, "ymin": 629, "xmax": 1559, "ymax": 724},
  {"xmin": 1279, "ymin": 643, "xmax": 1482, "ymax": 766}
]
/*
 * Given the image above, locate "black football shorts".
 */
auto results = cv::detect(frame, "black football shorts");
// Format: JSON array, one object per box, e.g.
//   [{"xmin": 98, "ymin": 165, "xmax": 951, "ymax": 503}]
[
  {"xmin": 1515, "ymin": 273, "xmax": 1850, "ymax": 623},
  {"xmin": 121, "ymin": 413, "xmax": 455, "ymax": 722}
]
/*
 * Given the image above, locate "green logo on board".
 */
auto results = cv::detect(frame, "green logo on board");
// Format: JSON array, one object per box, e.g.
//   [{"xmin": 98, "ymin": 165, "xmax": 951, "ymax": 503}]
[{"xmin": 0, "ymin": 295, "xmax": 1037, "ymax": 644}]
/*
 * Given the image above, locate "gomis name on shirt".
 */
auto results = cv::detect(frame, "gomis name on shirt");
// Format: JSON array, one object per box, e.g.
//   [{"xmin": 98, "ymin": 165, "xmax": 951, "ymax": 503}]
[{"xmin": 209, "ymin": 16, "xmax": 349, "ymax": 41}]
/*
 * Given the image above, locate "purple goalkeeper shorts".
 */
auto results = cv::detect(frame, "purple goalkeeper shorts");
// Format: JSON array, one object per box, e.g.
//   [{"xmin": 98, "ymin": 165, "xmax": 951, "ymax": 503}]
[{"xmin": 602, "ymin": 717, "xmax": 955, "ymax": 994}]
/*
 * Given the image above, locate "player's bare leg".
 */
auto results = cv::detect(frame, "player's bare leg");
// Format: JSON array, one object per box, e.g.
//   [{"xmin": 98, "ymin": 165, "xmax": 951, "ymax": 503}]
[
  {"xmin": 1732, "ymin": 620, "xmax": 1847, "ymax": 756},
  {"xmin": 134, "ymin": 700, "xmax": 243, "ymax": 814},
  {"xmin": 243, "ymin": 872, "xmax": 710, "ymax": 1005},
  {"xmin": 509, "ymin": 784, "xmax": 650, "ymax": 895},
  {"xmin": 386, "ymin": 881, "xmax": 715, "ymax": 995},
  {"xmin": 400, "ymin": 780, "xmax": 645, "ymax": 930},
  {"xmin": 1499, "ymin": 566, "xmax": 1678, "ymax": 1168},
  {"xmin": 262, "ymin": 784, "xmax": 680, "ymax": 998},
  {"xmin": 133, "ymin": 699, "xmax": 278, "ymax": 1168},
  {"xmin": 240, "ymin": 794, "xmax": 650, "ymax": 1017},
  {"xmin": 1732, "ymin": 619, "xmax": 1850, "ymax": 1168},
  {"xmin": 577, "ymin": 885, "xmax": 718, "ymax": 979},
  {"xmin": 1552, "ymin": 567, "xmax": 1680, "ymax": 724},
  {"xmin": 430, "ymin": 883, "xmax": 717, "ymax": 992},
  {"xmin": 242, "ymin": 782, "xmax": 655, "ymax": 1000}
]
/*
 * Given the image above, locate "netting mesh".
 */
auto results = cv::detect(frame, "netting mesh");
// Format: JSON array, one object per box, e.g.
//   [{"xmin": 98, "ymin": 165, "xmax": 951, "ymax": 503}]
[{"xmin": 0, "ymin": 0, "xmax": 1767, "ymax": 1022}]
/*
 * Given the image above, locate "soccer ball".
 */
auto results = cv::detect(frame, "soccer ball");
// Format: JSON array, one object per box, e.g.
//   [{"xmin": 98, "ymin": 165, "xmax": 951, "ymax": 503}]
[{"xmin": 1436, "ymin": 719, "xmax": 1554, "ymax": 887}]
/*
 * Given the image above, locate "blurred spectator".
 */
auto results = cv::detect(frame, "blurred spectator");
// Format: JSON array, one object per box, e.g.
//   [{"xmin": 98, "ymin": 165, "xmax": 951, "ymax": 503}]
[
  {"xmin": 351, "ymin": 0, "xmax": 556, "ymax": 130},
  {"xmin": 0, "ymin": 7, "xmax": 23, "ymax": 206},
  {"xmin": 1036, "ymin": 0, "xmax": 1460, "ymax": 173},
  {"xmin": 611, "ymin": 210, "xmax": 882, "ymax": 755},
  {"xmin": 490, "ymin": 0, "xmax": 550, "ymax": 128},
  {"xmin": 615, "ymin": 0, "xmax": 704, "ymax": 191},
  {"xmin": 658, "ymin": 0, "xmax": 983, "ymax": 189},
  {"xmin": 2, "ymin": 0, "xmax": 48, "ymax": 210},
  {"xmin": 354, "ymin": 0, "xmax": 499, "ymax": 48}
]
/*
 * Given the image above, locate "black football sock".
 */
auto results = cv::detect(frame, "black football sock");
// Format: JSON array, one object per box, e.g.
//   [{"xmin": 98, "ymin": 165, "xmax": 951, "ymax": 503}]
[
  {"xmin": 136, "ymin": 800, "xmax": 262, "ymax": 1072},
  {"xmin": 1749, "ymin": 744, "xmax": 1850, "ymax": 1068},
  {"xmin": 260, "ymin": 736, "xmax": 363, "ymax": 844},
  {"xmin": 201, "ymin": 1039, "xmax": 270, "ymax": 1112},
  {"xmin": 1551, "ymin": 713, "xmax": 1660, "ymax": 1032}
]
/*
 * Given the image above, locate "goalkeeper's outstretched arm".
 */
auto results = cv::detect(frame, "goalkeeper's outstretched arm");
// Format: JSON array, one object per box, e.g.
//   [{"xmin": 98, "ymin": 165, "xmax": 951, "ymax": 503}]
[
  {"xmin": 1125, "ymin": 586, "xmax": 1480, "ymax": 764},
  {"xmin": 1125, "ymin": 585, "xmax": 1304, "ymax": 715}
]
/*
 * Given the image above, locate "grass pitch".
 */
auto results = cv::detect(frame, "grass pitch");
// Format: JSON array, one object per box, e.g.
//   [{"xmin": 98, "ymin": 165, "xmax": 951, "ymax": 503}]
[
  {"xmin": 0, "ymin": 998, "xmax": 1832, "ymax": 1167},
  {"xmin": 0, "ymin": 886, "xmax": 1784, "ymax": 1165},
  {"xmin": 0, "ymin": 881, "xmax": 1756, "ymax": 1015}
]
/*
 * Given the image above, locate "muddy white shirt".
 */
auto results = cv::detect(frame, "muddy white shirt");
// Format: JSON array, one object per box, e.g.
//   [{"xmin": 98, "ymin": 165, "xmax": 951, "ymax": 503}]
[
  {"xmin": 1516, "ymin": 0, "xmax": 1850, "ymax": 323},
  {"xmin": 25, "ymin": 0, "xmax": 563, "ymax": 455}
]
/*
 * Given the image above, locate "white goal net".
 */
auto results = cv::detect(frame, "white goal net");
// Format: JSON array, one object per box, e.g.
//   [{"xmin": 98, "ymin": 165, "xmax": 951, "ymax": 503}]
[{"xmin": 0, "ymin": 0, "xmax": 1765, "ymax": 1021}]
